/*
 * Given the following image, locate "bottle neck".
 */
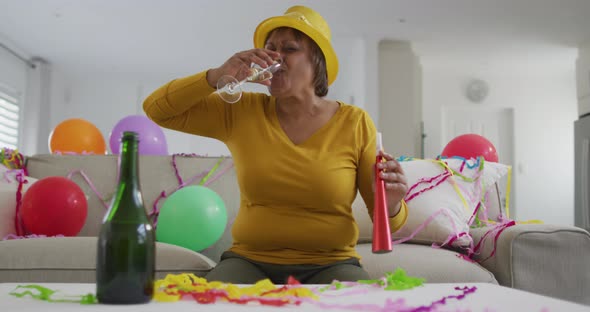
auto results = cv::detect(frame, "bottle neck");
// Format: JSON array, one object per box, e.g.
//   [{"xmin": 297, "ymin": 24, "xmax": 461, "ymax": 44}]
[
  {"xmin": 103, "ymin": 134, "xmax": 145, "ymax": 223},
  {"xmin": 117, "ymin": 138, "xmax": 139, "ymax": 187}
]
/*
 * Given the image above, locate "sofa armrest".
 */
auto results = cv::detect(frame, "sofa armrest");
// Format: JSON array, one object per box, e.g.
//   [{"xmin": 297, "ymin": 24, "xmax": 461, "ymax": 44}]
[{"xmin": 469, "ymin": 224, "xmax": 590, "ymax": 305}]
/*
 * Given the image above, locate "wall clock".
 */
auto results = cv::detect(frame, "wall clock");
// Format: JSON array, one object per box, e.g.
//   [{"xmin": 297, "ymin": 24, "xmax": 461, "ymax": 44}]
[{"xmin": 465, "ymin": 79, "xmax": 489, "ymax": 103}]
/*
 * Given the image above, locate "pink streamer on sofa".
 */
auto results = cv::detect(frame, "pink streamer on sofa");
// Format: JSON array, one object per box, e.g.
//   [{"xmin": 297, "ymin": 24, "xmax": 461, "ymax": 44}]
[
  {"xmin": 2, "ymin": 168, "xmax": 29, "ymax": 236},
  {"xmin": 398, "ymin": 156, "xmax": 518, "ymax": 264},
  {"xmin": 390, "ymin": 205, "xmax": 518, "ymax": 263},
  {"xmin": 404, "ymin": 171, "xmax": 451, "ymax": 202},
  {"xmin": 479, "ymin": 191, "xmax": 491, "ymax": 222},
  {"xmin": 203, "ymin": 161, "xmax": 234, "ymax": 187},
  {"xmin": 53, "ymin": 151, "xmax": 97, "ymax": 156},
  {"xmin": 466, "ymin": 202, "xmax": 482, "ymax": 226},
  {"xmin": 150, "ymin": 191, "xmax": 168, "ymax": 226},
  {"xmin": 14, "ymin": 171, "xmax": 25, "ymax": 236},
  {"xmin": 2, "ymin": 233, "xmax": 64, "ymax": 240},
  {"xmin": 149, "ymin": 154, "xmax": 234, "ymax": 227},
  {"xmin": 392, "ymin": 208, "xmax": 467, "ymax": 246},
  {"xmin": 396, "ymin": 162, "xmax": 477, "ymax": 249},
  {"xmin": 171, "ymin": 153, "xmax": 207, "ymax": 185},
  {"xmin": 458, "ymin": 159, "xmax": 466, "ymax": 172},
  {"xmin": 455, "ymin": 182, "xmax": 482, "ymax": 211},
  {"xmin": 466, "ymin": 220, "xmax": 516, "ymax": 262},
  {"xmin": 13, "ymin": 155, "xmax": 234, "ymax": 233},
  {"xmin": 66, "ymin": 170, "xmax": 109, "ymax": 210}
]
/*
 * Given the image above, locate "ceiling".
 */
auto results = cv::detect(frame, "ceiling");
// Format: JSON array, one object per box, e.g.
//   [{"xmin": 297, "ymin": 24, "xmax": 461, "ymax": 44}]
[{"xmin": 1, "ymin": 0, "xmax": 590, "ymax": 76}]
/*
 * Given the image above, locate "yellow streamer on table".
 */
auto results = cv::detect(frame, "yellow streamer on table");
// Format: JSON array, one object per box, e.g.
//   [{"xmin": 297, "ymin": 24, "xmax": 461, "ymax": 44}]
[{"xmin": 154, "ymin": 273, "xmax": 318, "ymax": 303}]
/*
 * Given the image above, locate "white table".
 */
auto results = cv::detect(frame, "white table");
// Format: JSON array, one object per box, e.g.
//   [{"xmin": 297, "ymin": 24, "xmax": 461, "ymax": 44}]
[{"xmin": 0, "ymin": 282, "xmax": 588, "ymax": 311}]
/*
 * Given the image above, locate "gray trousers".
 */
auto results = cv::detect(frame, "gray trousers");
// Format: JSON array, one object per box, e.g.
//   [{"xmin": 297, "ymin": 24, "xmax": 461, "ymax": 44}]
[{"xmin": 204, "ymin": 251, "xmax": 370, "ymax": 284}]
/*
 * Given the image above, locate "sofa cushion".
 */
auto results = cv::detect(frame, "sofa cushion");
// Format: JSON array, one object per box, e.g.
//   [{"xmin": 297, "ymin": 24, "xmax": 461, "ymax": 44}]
[
  {"xmin": 356, "ymin": 243, "xmax": 497, "ymax": 284},
  {"xmin": 0, "ymin": 237, "xmax": 215, "ymax": 283}
]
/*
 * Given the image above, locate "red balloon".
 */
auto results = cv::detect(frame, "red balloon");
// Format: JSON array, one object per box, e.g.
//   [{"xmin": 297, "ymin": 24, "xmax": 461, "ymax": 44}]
[
  {"xmin": 21, "ymin": 176, "xmax": 88, "ymax": 236},
  {"xmin": 441, "ymin": 134, "xmax": 499, "ymax": 162}
]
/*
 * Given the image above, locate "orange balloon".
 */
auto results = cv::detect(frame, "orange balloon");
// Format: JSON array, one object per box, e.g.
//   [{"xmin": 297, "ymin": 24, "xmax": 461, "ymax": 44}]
[{"xmin": 48, "ymin": 118, "xmax": 107, "ymax": 154}]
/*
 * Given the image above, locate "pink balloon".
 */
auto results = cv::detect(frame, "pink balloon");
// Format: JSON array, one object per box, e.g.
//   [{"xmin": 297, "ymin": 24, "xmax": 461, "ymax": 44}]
[
  {"xmin": 109, "ymin": 115, "xmax": 168, "ymax": 155},
  {"xmin": 441, "ymin": 134, "xmax": 498, "ymax": 162}
]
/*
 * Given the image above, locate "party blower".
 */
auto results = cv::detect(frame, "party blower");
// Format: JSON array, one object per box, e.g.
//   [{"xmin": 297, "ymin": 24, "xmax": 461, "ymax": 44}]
[{"xmin": 372, "ymin": 132, "xmax": 392, "ymax": 253}]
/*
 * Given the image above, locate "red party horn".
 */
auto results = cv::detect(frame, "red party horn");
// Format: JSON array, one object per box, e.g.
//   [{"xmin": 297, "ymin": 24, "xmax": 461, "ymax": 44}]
[{"xmin": 372, "ymin": 132, "xmax": 392, "ymax": 253}]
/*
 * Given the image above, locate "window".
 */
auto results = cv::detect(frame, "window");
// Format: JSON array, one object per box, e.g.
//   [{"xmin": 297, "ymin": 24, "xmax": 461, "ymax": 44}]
[{"xmin": 0, "ymin": 90, "xmax": 19, "ymax": 150}]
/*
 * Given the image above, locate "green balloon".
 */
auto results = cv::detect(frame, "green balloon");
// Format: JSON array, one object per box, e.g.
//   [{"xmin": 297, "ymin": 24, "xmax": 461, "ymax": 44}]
[{"xmin": 156, "ymin": 185, "xmax": 227, "ymax": 252}]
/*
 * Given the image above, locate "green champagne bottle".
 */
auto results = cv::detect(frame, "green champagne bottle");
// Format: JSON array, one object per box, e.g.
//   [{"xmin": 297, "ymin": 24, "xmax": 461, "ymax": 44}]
[{"xmin": 96, "ymin": 131, "xmax": 155, "ymax": 304}]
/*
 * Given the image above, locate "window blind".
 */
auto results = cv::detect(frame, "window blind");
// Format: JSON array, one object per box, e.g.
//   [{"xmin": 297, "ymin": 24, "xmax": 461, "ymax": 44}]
[{"xmin": 0, "ymin": 91, "xmax": 19, "ymax": 150}]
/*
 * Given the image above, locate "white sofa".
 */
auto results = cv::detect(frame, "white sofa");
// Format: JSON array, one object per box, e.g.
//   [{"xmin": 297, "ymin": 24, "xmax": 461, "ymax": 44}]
[{"xmin": 1, "ymin": 154, "xmax": 588, "ymax": 305}]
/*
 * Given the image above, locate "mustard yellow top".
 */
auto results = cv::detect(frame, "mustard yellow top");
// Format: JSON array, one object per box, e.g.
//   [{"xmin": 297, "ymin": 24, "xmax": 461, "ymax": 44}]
[{"xmin": 143, "ymin": 71, "xmax": 408, "ymax": 265}]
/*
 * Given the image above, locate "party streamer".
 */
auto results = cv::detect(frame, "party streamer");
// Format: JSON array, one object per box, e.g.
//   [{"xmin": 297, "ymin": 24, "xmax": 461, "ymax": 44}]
[
  {"xmin": 149, "ymin": 154, "xmax": 234, "ymax": 226},
  {"xmin": 9, "ymin": 284, "xmax": 97, "ymax": 304},
  {"xmin": 9, "ymin": 270, "xmax": 481, "ymax": 312}
]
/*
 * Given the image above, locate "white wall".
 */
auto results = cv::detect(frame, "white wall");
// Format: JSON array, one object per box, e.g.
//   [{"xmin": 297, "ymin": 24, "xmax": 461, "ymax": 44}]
[
  {"xmin": 420, "ymin": 58, "xmax": 577, "ymax": 224},
  {"xmin": 1, "ymin": 33, "xmax": 579, "ymax": 226},
  {"xmin": 47, "ymin": 69, "xmax": 230, "ymax": 156},
  {"xmin": 0, "ymin": 49, "xmax": 27, "ymax": 96},
  {"xmin": 44, "ymin": 35, "xmax": 367, "ymax": 157},
  {"xmin": 330, "ymin": 36, "xmax": 366, "ymax": 109},
  {"xmin": 577, "ymin": 42, "xmax": 590, "ymax": 115},
  {"xmin": 378, "ymin": 40, "xmax": 422, "ymax": 158}
]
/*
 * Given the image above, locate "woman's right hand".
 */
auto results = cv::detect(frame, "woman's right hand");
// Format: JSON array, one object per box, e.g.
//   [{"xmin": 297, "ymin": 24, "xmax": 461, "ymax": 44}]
[{"xmin": 206, "ymin": 49, "xmax": 281, "ymax": 88}]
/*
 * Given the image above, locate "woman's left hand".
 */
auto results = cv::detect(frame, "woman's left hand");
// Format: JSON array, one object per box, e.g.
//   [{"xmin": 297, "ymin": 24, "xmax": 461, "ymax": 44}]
[{"xmin": 376, "ymin": 150, "xmax": 408, "ymax": 215}]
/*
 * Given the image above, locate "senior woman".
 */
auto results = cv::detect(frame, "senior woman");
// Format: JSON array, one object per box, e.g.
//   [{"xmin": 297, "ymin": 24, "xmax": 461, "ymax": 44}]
[{"xmin": 143, "ymin": 5, "xmax": 408, "ymax": 284}]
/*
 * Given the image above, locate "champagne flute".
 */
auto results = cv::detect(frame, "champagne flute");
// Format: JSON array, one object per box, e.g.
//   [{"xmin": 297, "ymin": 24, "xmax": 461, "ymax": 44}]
[{"xmin": 215, "ymin": 59, "xmax": 282, "ymax": 103}]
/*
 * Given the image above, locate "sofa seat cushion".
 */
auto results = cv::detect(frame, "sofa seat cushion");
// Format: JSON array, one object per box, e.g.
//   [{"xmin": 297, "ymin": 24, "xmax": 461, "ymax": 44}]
[
  {"xmin": 356, "ymin": 243, "xmax": 498, "ymax": 284},
  {"xmin": 0, "ymin": 237, "xmax": 215, "ymax": 283}
]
